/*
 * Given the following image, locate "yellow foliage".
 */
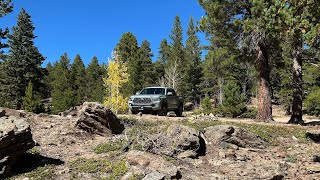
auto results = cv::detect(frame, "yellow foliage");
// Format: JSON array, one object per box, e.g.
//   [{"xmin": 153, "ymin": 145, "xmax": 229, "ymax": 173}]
[{"xmin": 103, "ymin": 52, "xmax": 129, "ymax": 114}]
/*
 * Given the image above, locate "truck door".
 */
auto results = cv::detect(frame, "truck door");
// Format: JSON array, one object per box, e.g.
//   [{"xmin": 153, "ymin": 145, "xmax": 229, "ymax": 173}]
[{"xmin": 166, "ymin": 88, "xmax": 177, "ymax": 110}]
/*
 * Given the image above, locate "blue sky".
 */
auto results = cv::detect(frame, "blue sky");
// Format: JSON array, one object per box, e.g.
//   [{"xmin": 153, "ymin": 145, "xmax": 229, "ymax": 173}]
[{"xmin": 2, "ymin": 0, "xmax": 207, "ymax": 66}]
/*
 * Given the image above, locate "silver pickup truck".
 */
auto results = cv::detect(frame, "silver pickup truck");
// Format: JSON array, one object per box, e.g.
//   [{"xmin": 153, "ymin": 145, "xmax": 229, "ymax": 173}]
[{"xmin": 128, "ymin": 87, "xmax": 184, "ymax": 116}]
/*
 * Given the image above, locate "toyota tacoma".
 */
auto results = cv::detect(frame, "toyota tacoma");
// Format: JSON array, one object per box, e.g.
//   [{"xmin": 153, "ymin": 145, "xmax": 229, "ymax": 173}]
[{"xmin": 128, "ymin": 87, "xmax": 184, "ymax": 116}]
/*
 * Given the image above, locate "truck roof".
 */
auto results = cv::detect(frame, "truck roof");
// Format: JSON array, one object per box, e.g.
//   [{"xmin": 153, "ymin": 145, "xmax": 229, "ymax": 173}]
[{"xmin": 143, "ymin": 86, "xmax": 173, "ymax": 89}]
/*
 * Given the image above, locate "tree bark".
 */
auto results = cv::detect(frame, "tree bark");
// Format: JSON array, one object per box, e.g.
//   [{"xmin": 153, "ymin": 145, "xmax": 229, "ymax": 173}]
[
  {"xmin": 288, "ymin": 40, "xmax": 304, "ymax": 124},
  {"xmin": 256, "ymin": 43, "xmax": 273, "ymax": 122}
]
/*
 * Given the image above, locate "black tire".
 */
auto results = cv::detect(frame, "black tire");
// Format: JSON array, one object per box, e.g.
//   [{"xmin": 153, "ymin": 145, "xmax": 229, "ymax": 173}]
[
  {"xmin": 131, "ymin": 110, "xmax": 138, "ymax": 115},
  {"xmin": 175, "ymin": 105, "xmax": 183, "ymax": 117},
  {"xmin": 158, "ymin": 103, "xmax": 167, "ymax": 116}
]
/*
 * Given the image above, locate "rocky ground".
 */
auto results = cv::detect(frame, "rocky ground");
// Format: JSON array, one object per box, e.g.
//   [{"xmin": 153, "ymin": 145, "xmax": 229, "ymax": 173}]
[{"xmin": 3, "ymin": 104, "xmax": 320, "ymax": 180}]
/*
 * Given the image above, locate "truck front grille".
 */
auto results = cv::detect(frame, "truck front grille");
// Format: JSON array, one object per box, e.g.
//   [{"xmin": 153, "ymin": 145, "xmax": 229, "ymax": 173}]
[{"xmin": 133, "ymin": 97, "xmax": 152, "ymax": 104}]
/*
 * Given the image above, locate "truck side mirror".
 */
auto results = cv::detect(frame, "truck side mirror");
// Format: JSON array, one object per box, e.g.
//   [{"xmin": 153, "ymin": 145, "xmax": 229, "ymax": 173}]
[{"xmin": 167, "ymin": 92, "xmax": 173, "ymax": 96}]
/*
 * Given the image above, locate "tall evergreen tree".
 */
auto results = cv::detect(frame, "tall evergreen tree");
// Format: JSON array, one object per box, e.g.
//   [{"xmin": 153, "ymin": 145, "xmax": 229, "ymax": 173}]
[
  {"xmin": 169, "ymin": 16, "xmax": 185, "ymax": 94},
  {"xmin": 278, "ymin": 0, "xmax": 320, "ymax": 124},
  {"xmin": 70, "ymin": 54, "xmax": 86, "ymax": 106},
  {"xmin": 154, "ymin": 38, "xmax": 171, "ymax": 84},
  {"xmin": 185, "ymin": 16, "xmax": 203, "ymax": 103},
  {"xmin": 0, "ymin": 0, "xmax": 13, "ymax": 59},
  {"xmin": 198, "ymin": 0, "xmax": 281, "ymax": 122},
  {"xmin": 44, "ymin": 62, "xmax": 54, "ymax": 98},
  {"xmin": 51, "ymin": 53, "xmax": 74, "ymax": 113},
  {"xmin": 0, "ymin": 8, "xmax": 45, "ymax": 109},
  {"xmin": 200, "ymin": 48, "xmax": 237, "ymax": 106},
  {"xmin": 115, "ymin": 32, "xmax": 140, "ymax": 94},
  {"xmin": 86, "ymin": 56, "xmax": 105, "ymax": 103},
  {"xmin": 138, "ymin": 40, "xmax": 154, "ymax": 87}
]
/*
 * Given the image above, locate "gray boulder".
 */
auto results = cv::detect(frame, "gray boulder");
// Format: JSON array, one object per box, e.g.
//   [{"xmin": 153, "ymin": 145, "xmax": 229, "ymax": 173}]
[
  {"xmin": 184, "ymin": 102, "xmax": 195, "ymax": 111},
  {"xmin": 0, "ymin": 116, "xmax": 35, "ymax": 178},
  {"xmin": 204, "ymin": 125, "xmax": 267, "ymax": 149},
  {"xmin": 144, "ymin": 124, "xmax": 201, "ymax": 158},
  {"xmin": 75, "ymin": 102, "xmax": 124, "ymax": 136},
  {"xmin": 126, "ymin": 150, "xmax": 179, "ymax": 179}
]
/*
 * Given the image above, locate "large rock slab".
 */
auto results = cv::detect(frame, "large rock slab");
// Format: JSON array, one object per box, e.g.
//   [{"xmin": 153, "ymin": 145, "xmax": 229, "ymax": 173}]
[
  {"xmin": 0, "ymin": 116, "xmax": 35, "ymax": 178},
  {"xmin": 75, "ymin": 102, "xmax": 124, "ymax": 136},
  {"xmin": 204, "ymin": 125, "xmax": 267, "ymax": 149},
  {"xmin": 144, "ymin": 124, "xmax": 202, "ymax": 158},
  {"xmin": 0, "ymin": 107, "xmax": 26, "ymax": 118},
  {"xmin": 126, "ymin": 150, "xmax": 179, "ymax": 179}
]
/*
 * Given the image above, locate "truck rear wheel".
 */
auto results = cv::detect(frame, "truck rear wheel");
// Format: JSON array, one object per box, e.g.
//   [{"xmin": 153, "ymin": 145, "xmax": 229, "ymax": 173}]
[{"xmin": 175, "ymin": 105, "xmax": 183, "ymax": 117}]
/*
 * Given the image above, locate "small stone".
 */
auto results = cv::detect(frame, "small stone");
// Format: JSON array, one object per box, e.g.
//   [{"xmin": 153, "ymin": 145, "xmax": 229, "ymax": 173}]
[
  {"xmin": 306, "ymin": 165, "xmax": 320, "ymax": 174},
  {"xmin": 177, "ymin": 150, "xmax": 197, "ymax": 159},
  {"xmin": 292, "ymin": 135, "xmax": 298, "ymax": 141},
  {"xmin": 142, "ymin": 172, "xmax": 165, "ymax": 180},
  {"xmin": 306, "ymin": 130, "xmax": 320, "ymax": 143},
  {"xmin": 0, "ymin": 110, "xmax": 5, "ymax": 117},
  {"xmin": 313, "ymin": 155, "xmax": 320, "ymax": 163}
]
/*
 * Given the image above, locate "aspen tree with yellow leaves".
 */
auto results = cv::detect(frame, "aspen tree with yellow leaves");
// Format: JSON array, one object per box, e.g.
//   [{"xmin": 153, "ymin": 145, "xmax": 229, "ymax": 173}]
[{"xmin": 103, "ymin": 52, "xmax": 129, "ymax": 114}]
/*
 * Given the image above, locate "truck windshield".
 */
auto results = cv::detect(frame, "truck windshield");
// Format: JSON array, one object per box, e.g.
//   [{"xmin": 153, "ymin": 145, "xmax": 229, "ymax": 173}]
[{"xmin": 140, "ymin": 88, "xmax": 165, "ymax": 95}]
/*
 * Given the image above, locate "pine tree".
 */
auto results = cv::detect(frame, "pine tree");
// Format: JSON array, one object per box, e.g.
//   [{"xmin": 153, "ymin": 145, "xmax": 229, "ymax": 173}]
[
  {"xmin": 139, "ymin": 40, "xmax": 154, "ymax": 87},
  {"xmin": 104, "ymin": 52, "xmax": 129, "ymax": 114},
  {"xmin": 44, "ymin": 62, "xmax": 54, "ymax": 98},
  {"xmin": 23, "ymin": 81, "xmax": 41, "ymax": 113},
  {"xmin": 154, "ymin": 39, "xmax": 171, "ymax": 85},
  {"xmin": 51, "ymin": 53, "xmax": 74, "ymax": 113},
  {"xmin": 169, "ymin": 16, "xmax": 185, "ymax": 94},
  {"xmin": 221, "ymin": 82, "xmax": 246, "ymax": 118},
  {"xmin": 198, "ymin": 0, "xmax": 281, "ymax": 122},
  {"xmin": 201, "ymin": 94, "xmax": 212, "ymax": 114},
  {"xmin": 70, "ymin": 54, "xmax": 86, "ymax": 106},
  {"xmin": 86, "ymin": 56, "xmax": 105, "ymax": 103},
  {"xmin": 115, "ymin": 32, "xmax": 139, "ymax": 94},
  {"xmin": 0, "ymin": 8, "xmax": 45, "ymax": 109},
  {"xmin": 185, "ymin": 16, "xmax": 203, "ymax": 103},
  {"xmin": 278, "ymin": 0, "xmax": 320, "ymax": 124},
  {"xmin": 0, "ymin": 0, "xmax": 13, "ymax": 58}
]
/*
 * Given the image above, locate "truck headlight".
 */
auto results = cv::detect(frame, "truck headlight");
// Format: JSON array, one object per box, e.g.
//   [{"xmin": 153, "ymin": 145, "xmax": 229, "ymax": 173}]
[
  {"xmin": 129, "ymin": 97, "xmax": 133, "ymax": 101},
  {"xmin": 153, "ymin": 97, "xmax": 160, "ymax": 101}
]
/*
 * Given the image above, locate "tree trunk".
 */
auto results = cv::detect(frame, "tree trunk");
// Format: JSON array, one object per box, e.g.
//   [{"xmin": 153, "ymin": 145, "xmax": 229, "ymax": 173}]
[
  {"xmin": 256, "ymin": 43, "xmax": 273, "ymax": 122},
  {"xmin": 288, "ymin": 42, "xmax": 304, "ymax": 124},
  {"xmin": 218, "ymin": 78, "xmax": 224, "ymax": 106}
]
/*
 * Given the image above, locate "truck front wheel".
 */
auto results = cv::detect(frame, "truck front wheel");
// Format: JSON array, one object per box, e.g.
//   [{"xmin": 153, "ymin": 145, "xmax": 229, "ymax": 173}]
[
  {"xmin": 131, "ymin": 110, "xmax": 138, "ymax": 115},
  {"xmin": 158, "ymin": 104, "xmax": 167, "ymax": 116}
]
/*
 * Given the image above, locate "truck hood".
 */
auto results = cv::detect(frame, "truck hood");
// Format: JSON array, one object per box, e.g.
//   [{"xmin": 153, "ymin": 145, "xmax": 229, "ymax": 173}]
[{"xmin": 130, "ymin": 94, "xmax": 164, "ymax": 98}]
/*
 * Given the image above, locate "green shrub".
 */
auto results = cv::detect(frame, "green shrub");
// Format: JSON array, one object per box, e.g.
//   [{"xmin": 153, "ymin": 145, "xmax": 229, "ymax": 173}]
[
  {"xmin": 305, "ymin": 89, "xmax": 320, "ymax": 116},
  {"xmin": 69, "ymin": 158, "xmax": 112, "ymax": 173},
  {"xmin": 220, "ymin": 82, "xmax": 246, "ymax": 117},
  {"xmin": 94, "ymin": 139, "xmax": 126, "ymax": 154},
  {"xmin": 201, "ymin": 94, "xmax": 212, "ymax": 114},
  {"xmin": 69, "ymin": 158, "xmax": 128, "ymax": 179},
  {"xmin": 10, "ymin": 165, "xmax": 56, "ymax": 180},
  {"xmin": 238, "ymin": 107, "xmax": 257, "ymax": 119}
]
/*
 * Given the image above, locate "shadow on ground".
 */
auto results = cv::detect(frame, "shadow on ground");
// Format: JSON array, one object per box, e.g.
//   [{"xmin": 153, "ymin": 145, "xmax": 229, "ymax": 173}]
[
  {"xmin": 304, "ymin": 121, "xmax": 320, "ymax": 126},
  {"xmin": 10, "ymin": 153, "xmax": 64, "ymax": 177}
]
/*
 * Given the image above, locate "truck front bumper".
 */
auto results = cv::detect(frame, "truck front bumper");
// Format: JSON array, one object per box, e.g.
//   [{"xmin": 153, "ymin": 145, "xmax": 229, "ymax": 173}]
[{"xmin": 128, "ymin": 101, "xmax": 161, "ymax": 112}]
